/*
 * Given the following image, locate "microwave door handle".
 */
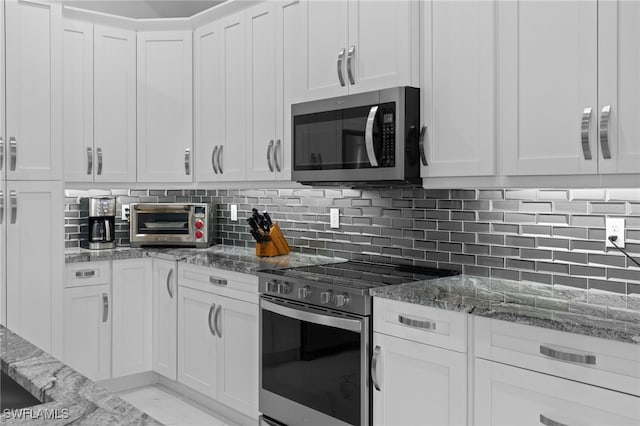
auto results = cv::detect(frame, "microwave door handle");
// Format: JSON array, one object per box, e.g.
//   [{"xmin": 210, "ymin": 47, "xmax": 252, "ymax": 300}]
[{"xmin": 365, "ymin": 105, "xmax": 379, "ymax": 167}]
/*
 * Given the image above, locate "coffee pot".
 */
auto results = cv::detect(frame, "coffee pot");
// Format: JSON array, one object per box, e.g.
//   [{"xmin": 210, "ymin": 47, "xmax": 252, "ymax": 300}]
[{"xmin": 87, "ymin": 197, "xmax": 116, "ymax": 250}]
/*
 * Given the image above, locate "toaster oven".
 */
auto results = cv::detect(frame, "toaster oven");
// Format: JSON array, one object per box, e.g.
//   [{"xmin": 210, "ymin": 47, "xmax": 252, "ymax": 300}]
[{"xmin": 129, "ymin": 203, "xmax": 216, "ymax": 248}]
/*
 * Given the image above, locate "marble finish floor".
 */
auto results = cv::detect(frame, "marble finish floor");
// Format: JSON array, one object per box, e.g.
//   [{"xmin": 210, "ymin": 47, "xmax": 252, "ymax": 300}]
[{"xmin": 118, "ymin": 385, "xmax": 238, "ymax": 426}]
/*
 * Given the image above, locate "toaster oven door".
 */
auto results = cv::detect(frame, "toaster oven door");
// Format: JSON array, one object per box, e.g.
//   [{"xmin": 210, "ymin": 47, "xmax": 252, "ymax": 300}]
[{"xmin": 131, "ymin": 204, "xmax": 194, "ymax": 244}]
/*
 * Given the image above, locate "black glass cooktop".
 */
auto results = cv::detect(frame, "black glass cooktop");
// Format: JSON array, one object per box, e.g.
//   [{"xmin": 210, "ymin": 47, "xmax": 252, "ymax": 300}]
[{"xmin": 261, "ymin": 260, "xmax": 459, "ymax": 291}]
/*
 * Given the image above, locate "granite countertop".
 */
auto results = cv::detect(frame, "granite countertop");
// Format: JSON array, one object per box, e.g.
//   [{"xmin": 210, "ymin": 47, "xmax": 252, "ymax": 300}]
[
  {"xmin": 371, "ymin": 274, "xmax": 640, "ymax": 345},
  {"xmin": 0, "ymin": 326, "xmax": 161, "ymax": 425},
  {"xmin": 65, "ymin": 245, "xmax": 346, "ymax": 275}
]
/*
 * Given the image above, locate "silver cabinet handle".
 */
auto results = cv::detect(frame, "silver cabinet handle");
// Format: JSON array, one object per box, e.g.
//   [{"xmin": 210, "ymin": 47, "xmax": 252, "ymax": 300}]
[
  {"xmin": 208, "ymin": 303, "xmax": 216, "ymax": 337},
  {"xmin": 212, "ymin": 146, "xmax": 219, "ymax": 174},
  {"xmin": 371, "ymin": 345, "xmax": 381, "ymax": 391},
  {"xmin": 539, "ymin": 414, "xmax": 568, "ymax": 426},
  {"xmin": 580, "ymin": 108, "xmax": 593, "ymax": 160},
  {"xmin": 599, "ymin": 105, "xmax": 612, "ymax": 159},
  {"xmin": 87, "ymin": 147, "xmax": 93, "ymax": 175},
  {"xmin": 398, "ymin": 314, "xmax": 436, "ymax": 330},
  {"xmin": 75, "ymin": 270, "xmax": 96, "ymax": 278},
  {"xmin": 96, "ymin": 147, "xmax": 103, "ymax": 175},
  {"xmin": 0, "ymin": 137, "xmax": 4, "ymax": 172},
  {"xmin": 209, "ymin": 276, "xmax": 227, "ymax": 286},
  {"xmin": 9, "ymin": 137, "xmax": 17, "ymax": 171},
  {"xmin": 10, "ymin": 190, "xmax": 17, "ymax": 224},
  {"xmin": 419, "ymin": 125, "xmax": 428, "ymax": 166},
  {"xmin": 0, "ymin": 191, "xmax": 4, "ymax": 225},
  {"xmin": 217, "ymin": 145, "xmax": 223, "ymax": 174},
  {"xmin": 337, "ymin": 48, "xmax": 346, "ymax": 86},
  {"xmin": 214, "ymin": 305, "xmax": 222, "ymax": 338},
  {"xmin": 365, "ymin": 106, "xmax": 379, "ymax": 167},
  {"xmin": 346, "ymin": 45, "xmax": 356, "ymax": 85},
  {"xmin": 274, "ymin": 139, "xmax": 282, "ymax": 172},
  {"xmin": 102, "ymin": 293, "xmax": 109, "ymax": 323},
  {"xmin": 540, "ymin": 345, "xmax": 596, "ymax": 365},
  {"xmin": 166, "ymin": 269, "xmax": 174, "ymax": 299},
  {"xmin": 267, "ymin": 140, "xmax": 274, "ymax": 172},
  {"xmin": 184, "ymin": 148, "xmax": 191, "ymax": 175}
]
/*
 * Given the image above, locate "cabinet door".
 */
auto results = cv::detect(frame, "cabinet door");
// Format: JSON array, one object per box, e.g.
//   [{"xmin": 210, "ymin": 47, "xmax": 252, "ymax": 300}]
[
  {"xmin": 94, "ymin": 25, "xmax": 137, "ymax": 183},
  {"xmin": 275, "ymin": 0, "xmax": 304, "ymax": 181},
  {"xmin": 194, "ymin": 21, "xmax": 222, "ymax": 182},
  {"xmin": 348, "ymin": 0, "xmax": 418, "ymax": 94},
  {"xmin": 178, "ymin": 285, "xmax": 218, "ymax": 399},
  {"xmin": 152, "ymin": 259, "xmax": 177, "ymax": 380},
  {"xmin": 246, "ymin": 3, "xmax": 278, "ymax": 181},
  {"xmin": 112, "ymin": 258, "xmax": 153, "ymax": 377},
  {"xmin": 217, "ymin": 13, "xmax": 247, "ymax": 181},
  {"xmin": 500, "ymin": 1, "xmax": 598, "ymax": 176},
  {"xmin": 137, "ymin": 31, "xmax": 193, "ymax": 183},
  {"xmin": 6, "ymin": 181, "xmax": 64, "ymax": 354},
  {"xmin": 422, "ymin": 0, "xmax": 496, "ymax": 177},
  {"xmin": 598, "ymin": 1, "xmax": 640, "ymax": 174},
  {"xmin": 217, "ymin": 296, "xmax": 259, "ymax": 418},
  {"xmin": 63, "ymin": 284, "xmax": 111, "ymax": 381},
  {"xmin": 5, "ymin": 0, "xmax": 62, "ymax": 180},
  {"xmin": 300, "ymin": 0, "xmax": 349, "ymax": 100},
  {"xmin": 372, "ymin": 332, "xmax": 466, "ymax": 426},
  {"xmin": 63, "ymin": 19, "xmax": 93, "ymax": 183},
  {"xmin": 475, "ymin": 358, "xmax": 640, "ymax": 425}
]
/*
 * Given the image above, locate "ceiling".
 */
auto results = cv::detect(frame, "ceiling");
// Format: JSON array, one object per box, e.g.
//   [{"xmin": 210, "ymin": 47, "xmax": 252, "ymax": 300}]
[{"xmin": 63, "ymin": 1, "xmax": 226, "ymax": 19}]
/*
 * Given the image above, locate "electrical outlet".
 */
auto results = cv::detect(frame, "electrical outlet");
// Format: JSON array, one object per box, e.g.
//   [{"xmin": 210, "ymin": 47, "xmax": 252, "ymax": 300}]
[
  {"xmin": 121, "ymin": 204, "xmax": 130, "ymax": 222},
  {"xmin": 606, "ymin": 217, "xmax": 625, "ymax": 248},
  {"xmin": 330, "ymin": 208, "xmax": 340, "ymax": 229},
  {"xmin": 230, "ymin": 204, "xmax": 238, "ymax": 221}
]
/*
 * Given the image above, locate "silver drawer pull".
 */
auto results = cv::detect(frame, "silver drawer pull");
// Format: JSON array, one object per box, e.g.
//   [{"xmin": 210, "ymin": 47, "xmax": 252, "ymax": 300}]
[
  {"xmin": 166, "ymin": 269, "xmax": 174, "ymax": 299},
  {"xmin": 398, "ymin": 314, "xmax": 436, "ymax": 331},
  {"xmin": 0, "ymin": 191, "xmax": 4, "ymax": 225},
  {"xmin": 96, "ymin": 147, "xmax": 103, "ymax": 175},
  {"xmin": 540, "ymin": 345, "xmax": 596, "ymax": 365},
  {"xmin": 208, "ymin": 303, "xmax": 216, "ymax": 337},
  {"xmin": 212, "ymin": 146, "xmax": 219, "ymax": 174},
  {"xmin": 599, "ymin": 105, "xmax": 612, "ymax": 159},
  {"xmin": 214, "ymin": 305, "xmax": 222, "ymax": 338},
  {"xmin": 10, "ymin": 191, "xmax": 17, "ymax": 224},
  {"xmin": 419, "ymin": 125, "xmax": 428, "ymax": 166},
  {"xmin": 209, "ymin": 276, "xmax": 227, "ymax": 286},
  {"xmin": 371, "ymin": 345, "xmax": 381, "ymax": 391},
  {"xmin": 337, "ymin": 48, "xmax": 346, "ymax": 86},
  {"xmin": 346, "ymin": 45, "xmax": 356, "ymax": 85},
  {"xmin": 75, "ymin": 270, "xmax": 96, "ymax": 278},
  {"xmin": 9, "ymin": 137, "xmax": 17, "ymax": 171},
  {"xmin": 185, "ymin": 148, "xmax": 191, "ymax": 175},
  {"xmin": 540, "ymin": 414, "xmax": 568, "ymax": 426},
  {"xmin": 102, "ymin": 293, "xmax": 109, "ymax": 323},
  {"xmin": 267, "ymin": 140, "xmax": 274, "ymax": 172},
  {"xmin": 274, "ymin": 139, "xmax": 282, "ymax": 172},
  {"xmin": 0, "ymin": 137, "xmax": 4, "ymax": 172},
  {"xmin": 580, "ymin": 107, "xmax": 593, "ymax": 160},
  {"xmin": 87, "ymin": 147, "xmax": 93, "ymax": 175}
]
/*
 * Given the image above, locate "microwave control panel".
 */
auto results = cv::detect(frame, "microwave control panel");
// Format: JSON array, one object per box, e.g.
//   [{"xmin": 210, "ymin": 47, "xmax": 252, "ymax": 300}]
[{"xmin": 380, "ymin": 111, "xmax": 395, "ymax": 167}]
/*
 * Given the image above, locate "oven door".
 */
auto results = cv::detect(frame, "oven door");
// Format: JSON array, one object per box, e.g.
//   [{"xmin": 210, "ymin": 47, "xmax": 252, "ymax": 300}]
[
  {"xmin": 259, "ymin": 296, "xmax": 370, "ymax": 426},
  {"xmin": 130, "ymin": 204, "xmax": 194, "ymax": 245}
]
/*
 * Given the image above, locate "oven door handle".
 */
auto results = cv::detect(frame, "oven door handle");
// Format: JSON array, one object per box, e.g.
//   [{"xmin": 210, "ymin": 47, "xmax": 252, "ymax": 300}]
[{"xmin": 260, "ymin": 298, "xmax": 362, "ymax": 333}]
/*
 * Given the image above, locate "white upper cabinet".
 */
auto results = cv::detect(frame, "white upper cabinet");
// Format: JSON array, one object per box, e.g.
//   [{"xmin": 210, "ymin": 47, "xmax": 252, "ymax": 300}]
[
  {"xmin": 5, "ymin": 0, "xmax": 62, "ymax": 180},
  {"xmin": 421, "ymin": 0, "xmax": 496, "ymax": 178},
  {"xmin": 300, "ymin": 0, "xmax": 418, "ymax": 101},
  {"xmin": 137, "ymin": 31, "xmax": 193, "ymax": 183},
  {"xmin": 598, "ymin": 0, "xmax": 640, "ymax": 174},
  {"xmin": 94, "ymin": 25, "xmax": 137, "ymax": 182},
  {"xmin": 500, "ymin": 0, "xmax": 599, "ymax": 176}
]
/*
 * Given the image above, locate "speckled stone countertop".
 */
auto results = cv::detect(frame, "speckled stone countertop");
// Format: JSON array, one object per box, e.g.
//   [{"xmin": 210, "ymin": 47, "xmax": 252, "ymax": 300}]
[
  {"xmin": 0, "ymin": 326, "xmax": 161, "ymax": 425},
  {"xmin": 371, "ymin": 274, "xmax": 640, "ymax": 345},
  {"xmin": 65, "ymin": 245, "xmax": 346, "ymax": 275}
]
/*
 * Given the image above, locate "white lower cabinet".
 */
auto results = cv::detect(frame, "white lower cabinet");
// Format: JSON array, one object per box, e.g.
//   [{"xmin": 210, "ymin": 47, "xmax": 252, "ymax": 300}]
[
  {"xmin": 474, "ymin": 358, "xmax": 640, "ymax": 426},
  {"xmin": 152, "ymin": 258, "xmax": 178, "ymax": 380},
  {"xmin": 372, "ymin": 332, "xmax": 467, "ymax": 426},
  {"xmin": 63, "ymin": 284, "xmax": 111, "ymax": 382},
  {"xmin": 112, "ymin": 258, "xmax": 153, "ymax": 378}
]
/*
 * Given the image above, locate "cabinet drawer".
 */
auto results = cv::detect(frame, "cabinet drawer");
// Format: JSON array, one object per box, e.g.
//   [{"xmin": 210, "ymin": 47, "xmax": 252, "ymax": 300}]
[
  {"xmin": 65, "ymin": 261, "xmax": 111, "ymax": 287},
  {"xmin": 475, "ymin": 358, "xmax": 640, "ymax": 426},
  {"xmin": 178, "ymin": 263, "xmax": 258, "ymax": 304},
  {"xmin": 475, "ymin": 316, "xmax": 640, "ymax": 396},
  {"xmin": 373, "ymin": 298, "xmax": 467, "ymax": 353}
]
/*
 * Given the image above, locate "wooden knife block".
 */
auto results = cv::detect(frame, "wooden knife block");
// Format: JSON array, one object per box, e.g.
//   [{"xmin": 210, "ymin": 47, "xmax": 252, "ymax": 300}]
[{"xmin": 256, "ymin": 223, "xmax": 291, "ymax": 257}]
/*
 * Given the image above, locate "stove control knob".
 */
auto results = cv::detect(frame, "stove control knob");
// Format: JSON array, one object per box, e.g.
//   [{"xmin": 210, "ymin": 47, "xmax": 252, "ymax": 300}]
[
  {"xmin": 277, "ymin": 283, "xmax": 291, "ymax": 295},
  {"xmin": 334, "ymin": 293, "xmax": 350, "ymax": 307},
  {"xmin": 298, "ymin": 286, "xmax": 311, "ymax": 299},
  {"xmin": 320, "ymin": 290, "xmax": 333, "ymax": 304},
  {"xmin": 266, "ymin": 281, "xmax": 277, "ymax": 293}
]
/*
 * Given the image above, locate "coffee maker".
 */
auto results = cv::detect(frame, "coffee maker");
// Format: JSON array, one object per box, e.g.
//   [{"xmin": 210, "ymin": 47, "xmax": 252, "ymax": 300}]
[{"xmin": 87, "ymin": 197, "xmax": 116, "ymax": 250}]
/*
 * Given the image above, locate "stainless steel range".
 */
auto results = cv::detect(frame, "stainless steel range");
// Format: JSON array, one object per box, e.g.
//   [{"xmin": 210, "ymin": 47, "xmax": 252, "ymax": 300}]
[{"xmin": 257, "ymin": 261, "xmax": 458, "ymax": 426}]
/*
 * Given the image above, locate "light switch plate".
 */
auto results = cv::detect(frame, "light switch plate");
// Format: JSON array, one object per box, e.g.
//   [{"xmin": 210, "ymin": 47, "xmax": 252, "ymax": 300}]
[
  {"xmin": 606, "ymin": 217, "xmax": 625, "ymax": 248},
  {"xmin": 330, "ymin": 208, "xmax": 340, "ymax": 229},
  {"xmin": 121, "ymin": 204, "xmax": 130, "ymax": 221},
  {"xmin": 230, "ymin": 204, "xmax": 238, "ymax": 221}
]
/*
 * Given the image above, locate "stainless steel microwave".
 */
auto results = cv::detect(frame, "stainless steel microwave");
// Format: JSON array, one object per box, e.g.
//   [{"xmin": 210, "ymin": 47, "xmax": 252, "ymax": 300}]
[
  {"xmin": 129, "ymin": 203, "xmax": 216, "ymax": 248},
  {"xmin": 291, "ymin": 86, "xmax": 420, "ymax": 184}
]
